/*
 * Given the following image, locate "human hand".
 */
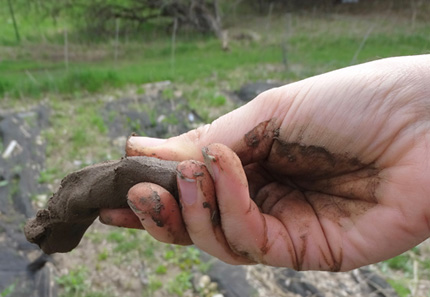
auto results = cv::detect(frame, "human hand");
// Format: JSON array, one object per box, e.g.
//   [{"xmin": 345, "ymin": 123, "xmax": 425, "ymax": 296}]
[{"xmin": 100, "ymin": 55, "xmax": 430, "ymax": 271}]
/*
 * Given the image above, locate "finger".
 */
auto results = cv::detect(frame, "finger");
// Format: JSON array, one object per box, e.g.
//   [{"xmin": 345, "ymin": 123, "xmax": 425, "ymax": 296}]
[
  {"xmin": 176, "ymin": 160, "xmax": 252, "ymax": 265},
  {"xmin": 100, "ymin": 136, "xmax": 166, "ymax": 230},
  {"xmin": 127, "ymin": 183, "xmax": 192, "ymax": 245},
  {"xmin": 99, "ymin": 208, "xmax": 144, "ymax": 229},
  {"xmin": 125, "ymin": 89, "xmax": 287, "ymax": 163},
  {"xmin": 202, "ymin": 143, "xmax": 298, "ymax": 267},
  {"xmin": 126, "ymin": 136, "xmax": 166, "ymax": 156}
]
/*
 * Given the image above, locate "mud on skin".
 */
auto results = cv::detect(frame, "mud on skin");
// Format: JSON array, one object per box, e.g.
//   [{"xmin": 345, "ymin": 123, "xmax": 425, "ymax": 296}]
[
  {"xmin": 142, "ymin": 190, "xmax": 165, "ymax": 227},
  {"xmin": 178, "ymin": 160, "xmax": 250, "ymax": 263},
  {"xmin": 177, "ymin": 160, "xmax": 220, "ymax": 227},
  {"xmin": 232, "ymin": 119, "xmax": 381, "ymax": 270}
]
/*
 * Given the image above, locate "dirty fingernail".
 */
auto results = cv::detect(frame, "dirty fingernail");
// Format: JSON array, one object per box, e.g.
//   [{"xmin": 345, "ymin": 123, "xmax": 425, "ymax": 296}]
[
  {"xmin": 202, "ymin": 147, "xmax": 220, "ymax": 180},
  {"xmin": 127, "ymin": 199, "xmax": 157, "ymax": 228},
  {"xmin": 126, "ymin": 136, "xmax": 166, "ymax": 156},
  {"xmin": 99, "ymin": 215, "xmax": 113, "ymax": 226},
  {"xmin": 177, "ymin": 167, "xmax": 197, "ymax": 206},
  {"xmin": 127, "ymin": 199, "xmax": 143, "ymax": 214}
]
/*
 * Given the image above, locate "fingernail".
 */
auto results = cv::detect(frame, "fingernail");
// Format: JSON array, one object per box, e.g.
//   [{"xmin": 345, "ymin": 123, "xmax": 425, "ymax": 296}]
[
  {"xmin": 127, "ymin": 199, "xmax": 143, "ymax": 214},
  {"xmin": 128, "ymin": 136, "xmax": 166, "ymax": 147},
  {"xmin": 99, "ymin": 215, "xmax": 113, "ymax": 225},
  {"xmin": 127, "ymin": 199, "xmax": 157, "ymax": 228},
  {"xmin": 126, "ymin": 137, "xmax": 141, "ymax": 156},
  {"xmin": 127, "ymin": 136, "xmax": 137, "ymax": 147},
  {"xmin": 202, "ymin": 147, "xmax": 219, "ymax": 180},
  {"xmin": 126, "ymin": 136, "xmax": 165, "ymax": 156},
  {"xmin": 177, "ymin": 167, "xmax": 197, "ymax": 206}
]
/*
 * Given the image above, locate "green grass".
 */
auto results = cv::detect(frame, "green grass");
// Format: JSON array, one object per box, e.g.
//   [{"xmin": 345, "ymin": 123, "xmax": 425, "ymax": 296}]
[
  {"xmin": 0, "ymin": 68, "xmax": 121, "ymax": 98},
  {"xmin": 46, "ymin": 100, "xmax": 110, "ymax": 158},
  {"xmin": 107, "ymin": 229, "xmax": 146, "ymax": 254},
  {"xmin": 56, "ymin": 266, "xmax": 111, "ymax": 297},
  {"xmin": 1, "ymin": 11, "xmax": 430, "ymax": 101},
  {"xmin": 378, "ymin": 247, "xmax": 430, "ymax": 297},
  {"xmin": 155, "ymin": 264, "xmax": 168, "ymax": 275},
  {"xmin": 384, "ymin": 253, "xmax": 415, "ymax": 275},
  {"xmin": 83, "ymin": 227, "xmax": 212, "ymax": 296},
  {"xmin": 0, "ymin": 283, "xmax": 16, "ymax": 297},
  {"xmin": 290, "ymin": 31, "xmax": 430, "ymax": 68},
  {"xmin": 97, "ymin": 249, "xmax": 109, "ymax": 261},
  {"xmin": 38, "ymin": 168, "xmax": 60, "ymax": 184},
  {"xmin": 0, "ymin": 38, "xmax": 282, "ymax": 99},
  {"xmin": 1, "ymin": 22, "xmax": 429, "ymax": 100},
  {"xmin": 0, "ymin": 1, "xmax": 68, "ymax": 45},
  {"xmin": 167, "ymin": 271, "xmax": 193, "ymax": 297},
  {"xmin": 386, "ymin": 279, "xmax": 411, "ymax": 297},
  {"xmin": 144, "ymin": 277, "xmax": 163, "ymax": 297},
  {"xmin": 36, "ymin": 97, "xmax": 119, "ymax": 186}
]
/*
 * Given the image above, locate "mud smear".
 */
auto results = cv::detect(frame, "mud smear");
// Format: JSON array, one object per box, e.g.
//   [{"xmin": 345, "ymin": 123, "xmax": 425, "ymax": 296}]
[
  {"xmin": 24, "ymin": 156, "xmax": 179, "ymax": 254},
  {"xmin": 233, "ymin": 119, "xmax": 280, "ymax": 165},
  {"xmin": 148, "ymin": 190, "xmax": 165, "ymax": 227},
  {"xmin": 237, "ymin": 121, "xmax": 383, "ymax": 270},
  {"xmin": 268, "ymin": 140, "xmax": 371, "ymax": 179},
  {"xmin": 202, "ymin": 201, "xmax": 220, "ymax": 226}
]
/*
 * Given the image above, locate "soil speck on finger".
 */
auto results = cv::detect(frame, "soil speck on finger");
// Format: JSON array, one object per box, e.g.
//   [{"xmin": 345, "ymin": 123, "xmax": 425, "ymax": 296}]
[
  {"xmin": 202, "ymin": 201, "xmax": 220, "ymax": 226},
  {"xmin": 150, "ymin": 190, "xmax": 164, "ymax": 215}
]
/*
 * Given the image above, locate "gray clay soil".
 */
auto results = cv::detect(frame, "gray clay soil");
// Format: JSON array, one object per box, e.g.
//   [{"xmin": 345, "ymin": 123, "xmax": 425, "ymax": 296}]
[{"xmin": 24, "ymin": 156, "xmax": 179, "ymax": 254}]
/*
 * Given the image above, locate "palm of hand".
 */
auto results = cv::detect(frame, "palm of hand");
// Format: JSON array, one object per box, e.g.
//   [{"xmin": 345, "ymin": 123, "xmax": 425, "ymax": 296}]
[{"xmin": 232, "ymin": 62, "xmax": 430, "ymax": 270}]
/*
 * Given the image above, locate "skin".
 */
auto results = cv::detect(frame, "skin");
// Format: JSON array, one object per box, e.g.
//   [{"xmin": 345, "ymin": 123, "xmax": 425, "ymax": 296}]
[{"xmin": 100, "ymin": 55, "xmax": 430, "ymax": 271}]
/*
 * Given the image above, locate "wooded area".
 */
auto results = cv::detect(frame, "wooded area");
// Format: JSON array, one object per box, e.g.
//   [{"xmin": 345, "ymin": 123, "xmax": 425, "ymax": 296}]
[{"xmin": 6, "ymin": 0, "xmax": 428, "ymax": 43}]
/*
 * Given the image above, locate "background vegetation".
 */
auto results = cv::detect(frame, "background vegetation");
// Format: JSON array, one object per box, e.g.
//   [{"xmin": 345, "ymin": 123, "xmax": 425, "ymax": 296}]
[{"xmin": 1, "ymin": 1, "xmax": 430, "ymax": 296}]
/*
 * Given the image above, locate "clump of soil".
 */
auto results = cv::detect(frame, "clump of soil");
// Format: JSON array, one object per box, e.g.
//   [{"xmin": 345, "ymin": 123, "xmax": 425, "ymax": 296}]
[{"xmin": 24, "ymin": 156, "xmax": 179, "ymax": 254}]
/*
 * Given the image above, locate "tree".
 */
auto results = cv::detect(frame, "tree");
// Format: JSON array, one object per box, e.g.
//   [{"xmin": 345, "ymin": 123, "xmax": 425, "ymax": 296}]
[
  {"xmin": 36, "ymin": 0, "xmax": 223, "ymax": 39},
  {"xmin": 7, "ymin": 0, "xmax": 20, "ymax": 42}
]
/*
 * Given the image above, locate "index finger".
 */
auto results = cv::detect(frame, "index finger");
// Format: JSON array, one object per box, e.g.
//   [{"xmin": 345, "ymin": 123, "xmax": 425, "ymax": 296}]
[{"xmin": 125, "ymin": 90, "xmax": 286, "ymax": 165}]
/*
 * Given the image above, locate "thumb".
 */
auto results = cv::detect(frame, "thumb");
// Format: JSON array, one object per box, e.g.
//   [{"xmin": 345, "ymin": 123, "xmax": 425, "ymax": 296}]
[{"xmin": 126, "ymin": 89, "xmax": 287, "ymax": 164}]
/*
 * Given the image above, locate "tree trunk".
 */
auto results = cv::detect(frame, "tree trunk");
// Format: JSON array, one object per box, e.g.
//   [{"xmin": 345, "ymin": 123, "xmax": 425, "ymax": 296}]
[{"xmin": 7, "ymin": 0, "xmax": 20, "ymax": 43}]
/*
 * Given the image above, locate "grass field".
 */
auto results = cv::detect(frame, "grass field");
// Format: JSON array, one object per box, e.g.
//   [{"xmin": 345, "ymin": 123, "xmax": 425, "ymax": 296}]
[
  {"xmin": 1, "ymin": 9, "xmax": 430, "ymax": 100},
  {"xmin": 1, "ymin": 4, "xmax": 430, "ymax": 297}
]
